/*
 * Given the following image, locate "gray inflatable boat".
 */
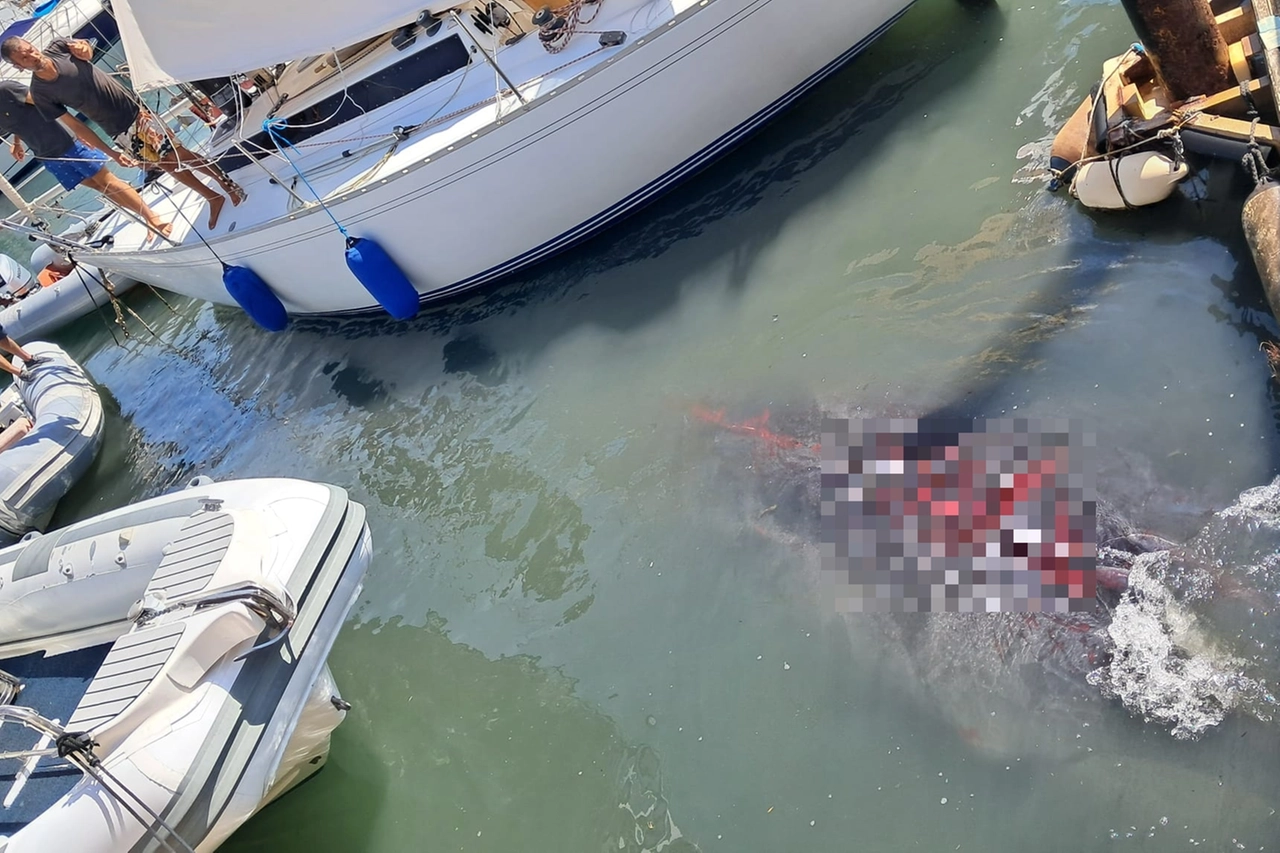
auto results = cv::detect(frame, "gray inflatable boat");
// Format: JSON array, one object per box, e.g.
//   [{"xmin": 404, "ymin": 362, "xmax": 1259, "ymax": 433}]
[
  {"xmin": 0, "ymin": 342, "xmax": 104, "ymax": 542},
  {"xmin": 0, "ymin": 261, "xmax": 136, "ymax": 342}
]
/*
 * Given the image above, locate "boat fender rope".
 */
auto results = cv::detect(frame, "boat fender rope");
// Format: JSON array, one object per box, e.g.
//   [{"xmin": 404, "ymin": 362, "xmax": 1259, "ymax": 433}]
[
  {"xmin": 264, "ymin": 117, "xmax": 349, "ymax": 239},
  {"xmin": 1106, "ymin": 154, "xmax": 1137, "ymax": 211},
  {"xmin": 150, "ymin": 181, "xmax": 289, "ymax": 332},
  {"xmin": 1241, "ymin": 117, "xmax": 1278, "ymax": 188},
  {"xmin": 265, "ymin": 117, "xmax": 420, "ymax": 321},
  {"xmin": 1242, "ymin": 81, "xmax": 1260, "ymax": 121}
]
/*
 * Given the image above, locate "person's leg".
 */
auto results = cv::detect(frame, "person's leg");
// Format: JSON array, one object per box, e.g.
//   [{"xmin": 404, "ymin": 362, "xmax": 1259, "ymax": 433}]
[
  {"xmin": 81, "ymin": 166, "xmax": 173, "ymax": 238},
  {"xmin": 165, "ymin": 143, "xmax": 244, "ymax": 204},
  {"xmin": 0, "ymin": 335, "xmax": 34, "ymax": 362},
  {"xmin": 0, "ymin": 417, "xmax": 33, "ymax": 454},
  {"xmin": 157, "ymin": 146, "xmax": 243, "ymax": 229},
  {"xmin": 156, "ymin": 153, "xmax": 225, "ymax": 229}
]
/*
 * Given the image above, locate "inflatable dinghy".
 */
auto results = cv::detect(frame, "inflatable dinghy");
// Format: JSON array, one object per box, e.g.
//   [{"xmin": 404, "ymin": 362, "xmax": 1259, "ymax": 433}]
[
  {"xmin": 0, "ymin": 342, "xmax": 103, "ymax": 543},
  {"xmin": 0, "ymin": 244, "xmax": 137, "ymax": 343},
  {"xmin": 0, "ymin": 476, "xmax": 371, "ymax": 851}
]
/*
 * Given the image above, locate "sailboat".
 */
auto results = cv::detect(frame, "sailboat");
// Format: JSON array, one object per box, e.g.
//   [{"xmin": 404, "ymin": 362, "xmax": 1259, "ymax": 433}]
[{"xmin": 18, "ymin": 0, "xmax": 917, "ymax": 326}]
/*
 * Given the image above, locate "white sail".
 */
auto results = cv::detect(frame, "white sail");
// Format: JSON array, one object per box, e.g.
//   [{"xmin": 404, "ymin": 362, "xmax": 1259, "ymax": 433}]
[{"xmin": 110, "ymin": 0, "xmax": 433, "ymax": 91}]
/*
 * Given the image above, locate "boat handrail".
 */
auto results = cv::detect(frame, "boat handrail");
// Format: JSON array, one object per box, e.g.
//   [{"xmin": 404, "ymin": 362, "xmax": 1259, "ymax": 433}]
[
  {"xmin": 133, "ymin": 582, "xmax": 297, "ymax": 634},
  {"xmin": 0, "ymin": 704, "xmax": 65, "ymax": 743},
  {"xmin": 0, "ymin": 669, "xmax": 20, "ymax": 706}
]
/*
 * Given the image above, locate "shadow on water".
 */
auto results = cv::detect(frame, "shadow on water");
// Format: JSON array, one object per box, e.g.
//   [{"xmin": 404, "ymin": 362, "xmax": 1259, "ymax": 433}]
[
  {"xmin": 289, "ymin": 0, "xmax": 1009, "ymax": 351},
  {"xmin": 925, "ymin": 168, "xmax": 1261, "ymax": 416},
  {"xmin": 320, "ymin": 360, "xmax": 389, "ymax": 408},
  {"xmin": 887, "ymin": 152, "xmax": 1280, "ymax": 530},
  {"xmin": 441, "ymin": 336, "xmax": 505, "ymax": 386},
  {"xmin": 220, "ymin": 615, "xmax": 697, "ymax": 853}
]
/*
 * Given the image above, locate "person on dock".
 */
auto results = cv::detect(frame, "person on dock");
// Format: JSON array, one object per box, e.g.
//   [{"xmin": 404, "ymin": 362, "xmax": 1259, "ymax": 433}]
[
  {"xmin": 0, "ymin": 253, "xmax": 35, "ymax": 300},
  {"xmin": 1, "ymin": 36, "xmax": 245, "ymax": 229},
  {"xmin": 0, "ymin": 79, "xmax": 174, "ymax": 238}
]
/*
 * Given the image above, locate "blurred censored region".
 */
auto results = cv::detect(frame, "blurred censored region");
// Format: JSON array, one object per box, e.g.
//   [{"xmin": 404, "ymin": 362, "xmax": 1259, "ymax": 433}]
[{"xmin": 820, "ymin": 417, "xmax": 1096, "ymax": 614}]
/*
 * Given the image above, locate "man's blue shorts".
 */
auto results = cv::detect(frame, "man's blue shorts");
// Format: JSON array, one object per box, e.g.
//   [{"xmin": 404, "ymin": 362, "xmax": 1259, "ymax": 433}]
[{"xmin": 41, "ymin": 139, "xmax": 108, "ymax": 191}]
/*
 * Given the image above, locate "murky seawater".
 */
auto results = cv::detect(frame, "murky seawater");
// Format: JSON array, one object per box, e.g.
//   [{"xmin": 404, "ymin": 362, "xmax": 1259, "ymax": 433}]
[{"xmin": 12, "ymin": 0, "xmax": 1280, "ymax": 849}]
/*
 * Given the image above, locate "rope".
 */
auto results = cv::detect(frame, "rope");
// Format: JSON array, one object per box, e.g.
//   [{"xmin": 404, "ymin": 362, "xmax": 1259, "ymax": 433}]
[
  {"xmin": 56, "ymin": 733, "xmax": 196, "ymax": 853},
  {"xmin": 71, "ymin": 261, "xmax": 123, "ymax": 347},
  {"xmin": 85, "ymin": 267, "xmax": 168, "ymax": 344},
  {"xmin": 149, "ymin": 178, "xmax": 237, "ymax": 270},
  {"xmin": 1106, "ymin": 154, "xmax": 1136, "ymax": 210},
  {"xmin": 1242, "ymin": 115, "xmax": 1278, "ymax": 188},
  {"xmin": 1048, "ymin": 114, "xmax": 1197, "ymax": 189},
  {"xmin": 263, "ymin": 118, "xmax": 349, "ymax": 239},
  {"xmin": 538, "ymin": 0, "xmax": 602, "ymax": 53}
]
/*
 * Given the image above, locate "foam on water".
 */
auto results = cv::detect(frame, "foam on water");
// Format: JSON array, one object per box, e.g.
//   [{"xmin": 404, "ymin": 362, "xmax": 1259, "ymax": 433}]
[
  {"xmin": 1088, "ymin": 479, "xmax": 1280, "ymax": 740},
  {"xmin": 1088, "ymin": 551, "xmax": 1266, "ymax": 739}
]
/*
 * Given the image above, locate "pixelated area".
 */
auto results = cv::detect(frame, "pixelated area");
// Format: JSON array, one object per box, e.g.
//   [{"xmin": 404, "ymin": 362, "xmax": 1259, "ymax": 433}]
[{"xmin": 820, "ymin": 417, "xmax": 1096, "ymax": 614}]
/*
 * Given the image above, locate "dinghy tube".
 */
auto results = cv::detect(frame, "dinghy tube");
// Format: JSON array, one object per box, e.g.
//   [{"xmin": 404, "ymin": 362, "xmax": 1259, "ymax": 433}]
[{"xmin": 0, "ymin": 342, "xmax": 104, "ymax": 541}]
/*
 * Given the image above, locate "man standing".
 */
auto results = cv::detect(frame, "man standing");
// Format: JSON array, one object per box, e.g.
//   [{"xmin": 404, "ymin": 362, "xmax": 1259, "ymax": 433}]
[
  {"xmin": 1, "ymin": 36, "xmax": 244, "ymax": 229},
  {"xmin": 0, "ymin": 79, "xmax": 173, "ymax": 238}
]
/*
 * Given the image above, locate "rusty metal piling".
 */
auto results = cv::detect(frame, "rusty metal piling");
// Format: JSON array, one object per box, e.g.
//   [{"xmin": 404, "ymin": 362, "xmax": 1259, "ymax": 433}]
[{"xmin": 1118, "ymin": 0, "xmax": 1232, "ymax": 101}]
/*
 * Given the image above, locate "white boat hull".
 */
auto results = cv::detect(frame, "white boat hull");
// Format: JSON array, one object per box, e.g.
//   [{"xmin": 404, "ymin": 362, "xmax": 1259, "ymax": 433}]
[{"xmin": 84, "ymin": 0, "xmax": 914, "ymax": 317}]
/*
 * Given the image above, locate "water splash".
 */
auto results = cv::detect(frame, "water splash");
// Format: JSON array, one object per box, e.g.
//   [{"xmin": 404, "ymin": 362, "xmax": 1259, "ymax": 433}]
[{"xmin": 1088, "ymin": 545, "xmax": 1275, "ymax": 740}]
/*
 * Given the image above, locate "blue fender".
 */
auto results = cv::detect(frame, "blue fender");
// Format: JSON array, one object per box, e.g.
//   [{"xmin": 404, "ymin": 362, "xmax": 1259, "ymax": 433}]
[
  {"xmin": 344, "ymin": 236, "xmax": 420, "ymax": 321},
  {"xmin": 222, "ymin": 263, "xmax": 289, "ymax": 332}
]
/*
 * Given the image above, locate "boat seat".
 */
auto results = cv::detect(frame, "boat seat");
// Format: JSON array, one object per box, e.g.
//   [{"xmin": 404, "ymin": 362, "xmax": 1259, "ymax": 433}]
[
  {"xmin": 59, "ymin": 511, "xmax": 237, "ymax": 736},
  {"xmin": 66, "ymin": 622, "xmax": 185, "ymax": 733},
  {"xmin": 146, "ymin": 511, "xmax": 235, "ymax": 600}
]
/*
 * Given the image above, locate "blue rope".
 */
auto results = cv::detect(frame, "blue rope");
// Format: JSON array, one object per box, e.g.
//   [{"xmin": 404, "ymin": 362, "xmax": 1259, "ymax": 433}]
[{"xmin": 263, "ymin": 117, "xmax": 350, "ymax": 239}]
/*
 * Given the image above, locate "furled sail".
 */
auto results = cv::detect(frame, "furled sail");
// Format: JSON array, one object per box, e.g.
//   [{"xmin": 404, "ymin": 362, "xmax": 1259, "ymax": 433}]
[{"xmin": 110, "ymin": 0, "xmax": 442, "ymax": 91}]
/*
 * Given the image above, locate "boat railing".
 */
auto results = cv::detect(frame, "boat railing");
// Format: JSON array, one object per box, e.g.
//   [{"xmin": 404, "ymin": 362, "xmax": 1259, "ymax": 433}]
[
  {"xmin": 0, "ymin": 703, "xmax": 66, "ymax": 747},
  {"xmin": 0, "ymin": 668, "xmax": 21, "ymax": 706},
  {"xmin": 133, "ymin": 582, "xmax": 297, "ymax": 657}
]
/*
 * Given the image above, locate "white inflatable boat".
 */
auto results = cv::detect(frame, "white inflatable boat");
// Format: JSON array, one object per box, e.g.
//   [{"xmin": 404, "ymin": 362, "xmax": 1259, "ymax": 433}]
[
  {"xmin": 0, "ymin": 476, "xmax": 371, "ymax": 851},
  {"xmin": 0, "ymin": 244, "xmax": 137, "ymax": 343},
  {"xmin": 0, "ymin": 342, "xmax": 104, "ymax": 543}
]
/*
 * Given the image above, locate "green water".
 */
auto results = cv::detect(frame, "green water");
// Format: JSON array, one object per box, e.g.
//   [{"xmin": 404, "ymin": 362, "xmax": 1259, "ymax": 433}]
[{"xmin": 16, "ymin": 0, "xmax": 1280, "ymax": 849}]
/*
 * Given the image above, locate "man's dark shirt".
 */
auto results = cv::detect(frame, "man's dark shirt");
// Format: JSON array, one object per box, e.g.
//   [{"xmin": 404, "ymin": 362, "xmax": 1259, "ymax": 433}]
[
  {"xmin": 0, "ymin": 80, "xmax": 73, "ymax": 159},
  {"xmin": 30, "ymin": 38, "xmax": 139, "ymax": 137}
]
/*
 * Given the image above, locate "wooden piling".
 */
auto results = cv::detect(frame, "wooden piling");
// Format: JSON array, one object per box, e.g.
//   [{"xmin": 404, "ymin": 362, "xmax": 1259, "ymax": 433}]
[
  {"xmin": 1118, "ymin": 0, "xmax": 1232, "ymax": 102},
  {"xmin": 1243, "ymin": 181, "xmax": 1280, "ymax": 322}
]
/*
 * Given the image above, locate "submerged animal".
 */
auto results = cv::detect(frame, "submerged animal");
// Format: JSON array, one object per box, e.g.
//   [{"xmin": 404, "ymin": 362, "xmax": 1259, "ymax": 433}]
[{"xmin": 683, "ymin": 400, "xmax": 1279, "ymax": 754}]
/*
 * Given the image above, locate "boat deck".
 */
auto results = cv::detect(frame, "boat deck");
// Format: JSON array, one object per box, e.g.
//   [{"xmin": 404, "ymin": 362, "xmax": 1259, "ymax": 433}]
[
  {"xmin": 0, "ymin": 643, "xmax": 111, "ymax": 837},
  {"xmin": 88, "ymin": 0, "xmax": 694, "ymax": 257}
]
